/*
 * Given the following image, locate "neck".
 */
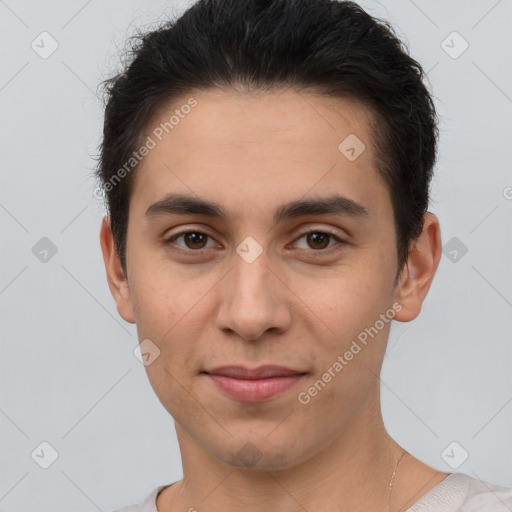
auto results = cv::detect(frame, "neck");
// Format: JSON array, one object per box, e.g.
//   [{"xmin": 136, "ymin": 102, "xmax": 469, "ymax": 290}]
[{"xmin": 160, "ymin": 396, "xmax": 411, "ymax": 512}]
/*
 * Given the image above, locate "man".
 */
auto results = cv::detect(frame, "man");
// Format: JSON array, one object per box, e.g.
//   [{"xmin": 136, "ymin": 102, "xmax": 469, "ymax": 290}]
[{"xmin": 97, "ymin": 0, "xmax": 512, "ymax": 510}]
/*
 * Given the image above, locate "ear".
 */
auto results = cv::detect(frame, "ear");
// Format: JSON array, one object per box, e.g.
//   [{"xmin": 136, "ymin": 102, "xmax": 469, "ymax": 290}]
[
  {"xmin": 99, "ymin": 215, "xmax": 136, "ymax": 324},
  {"xmin": 392, "ymin": 212, "xmax": 442, "ymax": 322}
]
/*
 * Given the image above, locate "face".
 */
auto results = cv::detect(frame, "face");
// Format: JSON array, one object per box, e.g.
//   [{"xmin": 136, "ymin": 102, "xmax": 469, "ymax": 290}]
[{"xmin": 104, "ymin": 88, "xmax": 417, "ymax": 471}]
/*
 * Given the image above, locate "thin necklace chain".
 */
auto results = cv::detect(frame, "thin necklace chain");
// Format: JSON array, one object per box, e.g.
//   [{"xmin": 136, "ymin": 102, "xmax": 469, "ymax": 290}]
[{"xmin": 388, "ymin": 449, "xmax": 407, "ymax": 512}]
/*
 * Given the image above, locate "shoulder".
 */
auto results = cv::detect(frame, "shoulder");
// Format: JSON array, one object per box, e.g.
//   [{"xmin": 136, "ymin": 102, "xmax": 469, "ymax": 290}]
[
  {"xmin": 459, "ymin": 474, "xmax": 512, "ymax": 511},
  {"xmin": 407, "ymin": 472, "xmax": 512, "ymax": 512},
  {"xmin": 109, "ymin": 484, "xmax": 171, "ymax": 512}
]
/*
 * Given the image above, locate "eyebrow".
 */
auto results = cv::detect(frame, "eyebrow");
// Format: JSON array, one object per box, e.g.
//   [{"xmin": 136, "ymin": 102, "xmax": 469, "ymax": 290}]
[{"xmin": 145, "ymin": 192, "xmax": 369, "ymax": 224}]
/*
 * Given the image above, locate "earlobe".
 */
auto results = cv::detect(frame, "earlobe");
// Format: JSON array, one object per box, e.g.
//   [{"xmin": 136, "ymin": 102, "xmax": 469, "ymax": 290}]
[
  {"xmin": 99, "ymin": 216, "xmax": 136, "ymax": 324},
  {"xmin": 393, "ymin": 213, "xmax": 442, "ymax": 323}
]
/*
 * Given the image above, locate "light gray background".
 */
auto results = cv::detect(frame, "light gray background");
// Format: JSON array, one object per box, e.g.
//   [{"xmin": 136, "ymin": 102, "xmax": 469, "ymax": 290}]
[{"xmin": 1, "ymin": 0, "xmax": 511, "ymax": 510}]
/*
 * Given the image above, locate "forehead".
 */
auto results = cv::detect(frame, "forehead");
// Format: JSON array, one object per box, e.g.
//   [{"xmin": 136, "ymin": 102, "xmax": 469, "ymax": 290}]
[{"xmin": 131, "ymin": 88, "xmax": 389, "ymax": 221}]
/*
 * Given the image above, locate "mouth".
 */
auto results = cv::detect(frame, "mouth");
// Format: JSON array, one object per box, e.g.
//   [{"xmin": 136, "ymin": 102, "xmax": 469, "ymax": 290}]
[{"xmin": 201, "ymin": 365, "xmax": 308, "ymax": 403}]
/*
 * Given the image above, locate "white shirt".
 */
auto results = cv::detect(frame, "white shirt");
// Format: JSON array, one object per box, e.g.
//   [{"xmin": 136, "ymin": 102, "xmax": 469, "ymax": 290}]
[{"xmin": 112, "ymin": 473, "xmax": 512, "ymax": 512}]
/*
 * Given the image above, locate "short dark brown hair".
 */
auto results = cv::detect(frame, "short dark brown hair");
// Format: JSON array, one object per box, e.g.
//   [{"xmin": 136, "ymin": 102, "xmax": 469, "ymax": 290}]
[{"xmin": 94, "ymin": 0, "xmax": 439, "ymax": 286}]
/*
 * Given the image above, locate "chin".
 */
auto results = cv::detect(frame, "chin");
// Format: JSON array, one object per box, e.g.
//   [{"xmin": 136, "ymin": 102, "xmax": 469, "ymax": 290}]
[{"xmin": 212, "ymin": 435, "xmax": 313, "ymax": 472}]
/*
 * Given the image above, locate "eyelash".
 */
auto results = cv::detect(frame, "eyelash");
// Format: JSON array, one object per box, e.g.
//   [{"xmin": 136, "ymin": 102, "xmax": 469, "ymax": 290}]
[{"xmin": 163, "ymin": 229, "xmax": 346, "ymax": 256}]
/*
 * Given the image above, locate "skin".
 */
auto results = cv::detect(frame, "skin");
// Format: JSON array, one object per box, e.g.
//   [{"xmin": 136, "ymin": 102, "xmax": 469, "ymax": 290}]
[{"xmin": 100, "ymin": 88, "xmax": 447, "ymax": 512}]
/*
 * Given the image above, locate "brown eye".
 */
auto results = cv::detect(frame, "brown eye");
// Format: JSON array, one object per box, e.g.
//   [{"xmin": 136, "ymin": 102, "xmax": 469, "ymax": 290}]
[
  {"xmin": 294, "ymin": 230, "xmax": 343, "ymax": 252},
  {"xmin": 182, "ymin": 232, "xmax": 208, "ymax": 249},
  {"xmin": 165, "ymin": 231, "xmax": 214, "ymax": 252},
  {"xmin": 306, "ymin": 232, "xmax": 331, "ymax": 250}
]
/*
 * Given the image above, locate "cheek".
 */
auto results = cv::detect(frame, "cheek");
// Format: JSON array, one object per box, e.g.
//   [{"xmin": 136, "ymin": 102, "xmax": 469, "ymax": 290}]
[
  {"xmin": 294, "ymin": 262, "xmax": 392, "ymax": 381},
  {"xmin": 129, "ymin": 266, "xmax": 213, "ymax": 363},
  {"xmin": 130, "ymin": 255, "xmax": 192, "ymax": 327},
  {"xmin": 291, "ymin": 265, "xmax": 386, "ymax": 340},
  {"xmin": 144, "ymin": 357, "xmax": 207, "ymax": 429},
  {"xmin": 131, "ymin": 280, "xmax": 174, "ymax": 334},
  {"xmin": 130, "ymin": 272, "xmax": 203, "ymax": 417}
]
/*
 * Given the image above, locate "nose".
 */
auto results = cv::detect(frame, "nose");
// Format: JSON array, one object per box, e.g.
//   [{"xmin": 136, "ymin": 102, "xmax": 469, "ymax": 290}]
[{"xmin": 215, "ymin": 248, "xmax": 291, "ymax": 342}]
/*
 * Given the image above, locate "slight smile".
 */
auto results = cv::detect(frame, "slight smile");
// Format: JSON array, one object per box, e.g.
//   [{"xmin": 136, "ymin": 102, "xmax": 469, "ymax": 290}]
[{"xmin": 202, "ymin": 365, "xmax": 309, "ymax": 403}]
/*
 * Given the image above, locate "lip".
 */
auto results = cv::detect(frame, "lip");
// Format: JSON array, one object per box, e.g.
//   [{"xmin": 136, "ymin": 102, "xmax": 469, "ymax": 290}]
[
  {"xmin": 202, "ymin": 365, "xmax": 308, "ymax": 403},
  {"xmin": 204, "ymin": 365, "xmax": 306, "ymax": 379}
]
